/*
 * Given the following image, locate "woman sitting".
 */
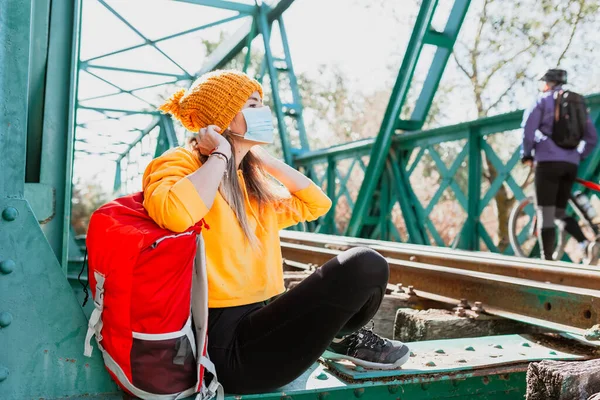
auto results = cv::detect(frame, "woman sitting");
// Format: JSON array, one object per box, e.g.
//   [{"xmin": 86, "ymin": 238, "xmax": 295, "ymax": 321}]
[{"xmin": 143, "ymin": 70, "xmax": 410, "ymax": 395}]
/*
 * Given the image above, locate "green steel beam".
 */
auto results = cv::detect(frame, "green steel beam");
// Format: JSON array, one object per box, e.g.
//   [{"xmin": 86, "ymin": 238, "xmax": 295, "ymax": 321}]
[
  {"xmin": 25, "ymin": 0, "xmax": 51, "ymax": 183},
  {"xmin": 82, "ymin": 14, "xmax": 245, "ymax": 63},
  {"xmin": 78, "ymin": 106, "xmax": 160, "ymax": 115},
  {"xmin": 456, "ymin": 127, "xmax": 482, "ymax": 250},
  {"xmin": 257, "ymin": 4, "xmax": 293, "ymax": 164},
  {"xmin": 97, "ymin": 0, "xmax": 192, "ymax": 78},
  {"xmin": 408, "ymin": 0, "xmax": 470, "ymax": 127},
  {"xmin": 81, "ymin": 63, "xmax": 189, "ymax": 80},
  {"xmin": 197, "ymin": 0, "xmax": 296, "ymax": 75},
  {"xmin": 0, "ymin": 0, "xmax": 30, "ymax": 198},
  {"xmin": 174, "ymin": 0, "xmax": 255, "ymax": 14},
  {"xmin": 116, "ymin": 117, "xmax": 161, "ymax": 163},
  {"xmin": 346, "ymin": 0, "xmax": 471, "ymax": 237}
]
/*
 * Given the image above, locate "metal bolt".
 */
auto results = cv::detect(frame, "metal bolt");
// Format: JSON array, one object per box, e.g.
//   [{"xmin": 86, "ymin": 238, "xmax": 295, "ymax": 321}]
[
  {"xmin": 459, "ymin": 298, "xmax": 469, "ymax": 308},
  {"xmin": 409, "ymin": 255, "xmax": 417, "ymax": 262},
  {"xmin": 521, "ymin": 342, "xmax": 531, "ymax": 347},
  {"xmin": 410, "ymin": 351, "xmax": 416, "ymax": 357},
  {"xmin": 0, "ymin": 259, "xmax": 15, "ymax": 275},
  {"xmin": 454, "ymin": 306, "xmax": 466, "ymax": 317},
  {"xmin": 388, "ymin": 385, "xmax": 399, "ymax": 394},
  {"xmin": 457, "ymin": 359, "xmax": 467, "ymax": 363},
  {"xmin": 1, "ymin": 207, "xmax": 18, "ymax": 221},
  {"xmin": 0, "ymin": 366, "xmax": 8, "ymax": 382},
  {"xmin": 465, "ymin": 346, "xmax": 475, "ymax": 351},
  {"xmin": 353, "ymin": 388, "xmax": 364, "ymax": 398},
  {"xmin": 472, "ymin": 302, "xmax": 484, "ymax": 313},
  {"xmin": 318, "ymin": 393, "xmax": 330, "ymax": 400},
  {"xmin": 425, "ymin": 361, "xmax": 436, "ymax": 367},
  {"xmin": 493, "ymin": 344, "xmax": 503, "ymax": 349},
  {"xmin": 435, "ymin": 349, "xmax": 445, "ymax": 354},
  {"xmin": 316, "ymin": 372, "xmax": 328, "ymax": 381},
  {"xmin": 0, "ymin": 312, "xmax": 12, "ymax": 328},
  {"xmin": 354, "ymin": 366, "xmax": 365, "ymax": 372},
  {"xmin": 549, "ymin": 351, "xmax": 557, "ymax": 355},
  {"xmin": 406, "ymin": 285, "xmax": 416, "ymax": 296}
]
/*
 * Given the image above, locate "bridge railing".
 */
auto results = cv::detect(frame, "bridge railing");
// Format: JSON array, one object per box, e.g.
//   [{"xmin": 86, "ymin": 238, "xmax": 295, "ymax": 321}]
[{"xmin": 294, "ymin": 93, "xmax": 600, "ymax": 253}]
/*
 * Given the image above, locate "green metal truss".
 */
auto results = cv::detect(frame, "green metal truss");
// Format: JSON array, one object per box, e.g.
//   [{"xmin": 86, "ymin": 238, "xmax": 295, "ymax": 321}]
[{"xmin": 346, "ymin": 0, "xmax": 471, "ymax": 238}]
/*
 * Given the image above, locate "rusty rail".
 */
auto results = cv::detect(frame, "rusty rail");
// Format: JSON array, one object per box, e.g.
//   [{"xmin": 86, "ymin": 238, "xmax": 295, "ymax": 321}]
[
  {"xmin": 280, "ymin": 231, "xmax": 600, "ymax": 290},
  {"xmin": 280, "ymin": 241, "xmax": 600, "ymax": 337}
]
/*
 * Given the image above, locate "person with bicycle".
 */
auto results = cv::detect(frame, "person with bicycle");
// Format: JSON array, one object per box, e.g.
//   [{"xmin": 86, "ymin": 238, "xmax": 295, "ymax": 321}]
[{"xmin": 521, "ymin": 69, "xmax": 598, "ymax": 262}]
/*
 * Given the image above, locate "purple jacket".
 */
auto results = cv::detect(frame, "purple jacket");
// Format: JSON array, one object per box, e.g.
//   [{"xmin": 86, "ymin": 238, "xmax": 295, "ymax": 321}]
[{"xmin": 521, "ymin": 86, "xmax": 598, "ymax": 165}]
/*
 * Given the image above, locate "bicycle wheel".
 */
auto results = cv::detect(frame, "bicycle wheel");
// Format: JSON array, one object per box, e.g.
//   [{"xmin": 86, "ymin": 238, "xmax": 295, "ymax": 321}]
[{"xmin": 509, "ymin": 197, "xmax": 538, "ymax": 258}]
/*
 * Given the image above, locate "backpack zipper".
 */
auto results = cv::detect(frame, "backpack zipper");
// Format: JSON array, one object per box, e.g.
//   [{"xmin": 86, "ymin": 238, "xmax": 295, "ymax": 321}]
[{"xmin": 151, "ymin": 230, "xmax": 196, "ymax": 249}]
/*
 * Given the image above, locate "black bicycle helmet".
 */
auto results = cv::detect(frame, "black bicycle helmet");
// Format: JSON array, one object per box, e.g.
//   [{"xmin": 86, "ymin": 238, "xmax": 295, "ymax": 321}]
[{"xmin": 539, "ymin": 69, "xmax": 567, "ymax": 84}]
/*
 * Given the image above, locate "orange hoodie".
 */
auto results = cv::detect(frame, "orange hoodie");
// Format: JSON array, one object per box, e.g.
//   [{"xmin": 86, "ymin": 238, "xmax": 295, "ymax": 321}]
[{"xmin": 142, "ymin": 148, "xmax": 332, "ymax": 308}]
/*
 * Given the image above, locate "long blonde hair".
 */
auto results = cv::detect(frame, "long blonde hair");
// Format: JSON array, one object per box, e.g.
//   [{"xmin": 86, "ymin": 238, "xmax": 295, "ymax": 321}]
[{"xmin": 189, "ymin": 131, "xmax": 286, "ymax": 249}]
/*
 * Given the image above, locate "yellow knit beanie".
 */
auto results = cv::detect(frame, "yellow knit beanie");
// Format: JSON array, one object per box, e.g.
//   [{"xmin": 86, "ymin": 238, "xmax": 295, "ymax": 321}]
[{"xmin": 159, "ymin": 70, "xmax": 263, "ymax": 133}]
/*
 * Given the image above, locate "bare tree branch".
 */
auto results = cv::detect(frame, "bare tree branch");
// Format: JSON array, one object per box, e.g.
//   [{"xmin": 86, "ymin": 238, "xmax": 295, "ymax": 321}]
[
  {"xmin": 480, "ymin": 43, "xmax": 536, "ymax": 90},
  {"xmin": 484, "ymin": 68, "xmax": 527, "ymax": 113},
  {"xmin": 557, "ymin": 0, "xmax": 585, "ymax": 66},
  {"xmin": 452, "ymin": 51, "xmax": 473, "ymax": 79}
]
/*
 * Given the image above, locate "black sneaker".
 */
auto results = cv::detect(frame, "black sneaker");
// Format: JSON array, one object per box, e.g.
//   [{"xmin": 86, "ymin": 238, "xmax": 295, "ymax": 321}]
[{"xmin": 323, "ymin": 326, "xmax": 410, "ymax": 370}]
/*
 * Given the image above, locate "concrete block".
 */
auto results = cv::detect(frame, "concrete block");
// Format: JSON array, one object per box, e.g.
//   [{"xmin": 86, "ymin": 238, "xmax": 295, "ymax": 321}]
[
  {"xmin": 394, "ymin": 308, "xmax": 546, "ymax": 342},
  {"xmin": 526, "ymin": 359, "xmax": 600, "ymax": 400}
]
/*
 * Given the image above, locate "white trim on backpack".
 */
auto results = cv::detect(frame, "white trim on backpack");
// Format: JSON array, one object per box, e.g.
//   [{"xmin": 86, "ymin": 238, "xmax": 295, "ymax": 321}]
[{"xmin": 84, "ymin": 271, "xmax": 105, "ymax": 357}]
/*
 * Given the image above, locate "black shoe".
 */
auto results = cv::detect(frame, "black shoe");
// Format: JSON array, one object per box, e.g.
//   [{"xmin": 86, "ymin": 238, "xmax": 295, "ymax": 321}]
[{"xmin": 323, "ymin": 326, "xmax": 410, "ymax": 370}]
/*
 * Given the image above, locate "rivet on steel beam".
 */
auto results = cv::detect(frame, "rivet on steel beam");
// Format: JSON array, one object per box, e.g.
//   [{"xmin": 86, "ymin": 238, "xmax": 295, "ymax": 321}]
[
  {"xmin": 318, "ymin": 393, "xmax": 330, "ymax": 400},
  {"xmin": 465, "ymin": 346, "xmax": 475, "ymax": 351},
  {"xmin": 425, "ymin": 361, "xmax": 436, "ymax": 367},
  {"xmin": 2, "ymin": 207, "xmax": 18, "ymax": 221},
  {"xmin": 435, "ymin": 349, "xmax": 445, "ymax": 354},
  {"xmin": 316, "ymin": 372, "xmax": 328, "ymax": 381},
  {"xmin": 0, "ymin": 259, "xmax": 15, "ymax": 275},
  {"xmin": 521, "ymin": 342, "xmax": 531, "ymax": 347},
  {"xmin": 482, "ymin": 376, "xmax": 490, "ymax": 385},
  {"xmin": 354, "ymin": 366, "xmax": 365, "ymax": 372},
  {"xmin": 457, "ymin": 359, "xmax": 467, "ymax": 363},
  {"xmin": 406, "ymin": 286, "xmax": 416, "ymax": 296},
  {"xmin": 0, "ymin": 366, "xmax": 8, "ymax": 382},
  {"xmin": 353, "ymin": 388, "xmax": 364, "ymax": 398},
  {"xmin": 421, "ymin": 383, "xmax": 429, "ymax": 390},
  {"xmin": 472, "ymin": 302, "xmax": 484, "ymax": 313},
  {"xmin": 549, "ymin": 351, "xmax": 557, "ymax": 355},
  {"xmin": 493, "ymin": 344, "xmax": 503, "ymax": 349},
  {"xmin": 0, "ymin": 312, "xmax": 12, "ymax": 328},
  {"xmin": 388, "ymin": 385, "xmax": 399, "ymax": 394},
  {"xmin": 409, "ymin": 255, "xmax": 417, "ymax": 262},
  {"xmin": 459, "ymin": 298, "xmax": 469, "ymax": 308},
  {"xmin": 280, "ymin": 395, "xmax": 292, "ymax": 400}
]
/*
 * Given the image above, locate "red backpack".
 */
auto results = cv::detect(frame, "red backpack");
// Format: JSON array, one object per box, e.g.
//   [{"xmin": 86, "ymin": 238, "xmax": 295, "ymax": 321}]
[{"xmin": 83, "ymin": 192, "xmax": 222, "ymax": 400}]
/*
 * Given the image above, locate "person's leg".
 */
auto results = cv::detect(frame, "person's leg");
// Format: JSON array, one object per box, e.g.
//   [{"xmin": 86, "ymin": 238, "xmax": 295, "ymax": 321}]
[
  {"xmin": 535, "ymin": 163, "xmax": 561, "ymax": 260},
  {"xmin": 555, "ymin": 162, "xmax": 587, "ymax": 243},
  {"xmin": 208, "ymin": 247, "xmax": 408, "ymax": 394}
]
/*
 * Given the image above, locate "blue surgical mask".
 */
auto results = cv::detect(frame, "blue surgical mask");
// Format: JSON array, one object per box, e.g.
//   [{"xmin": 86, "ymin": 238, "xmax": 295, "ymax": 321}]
[{"xmin": 231, "ymin": 106, "xmax": 274, "ymax": 144}]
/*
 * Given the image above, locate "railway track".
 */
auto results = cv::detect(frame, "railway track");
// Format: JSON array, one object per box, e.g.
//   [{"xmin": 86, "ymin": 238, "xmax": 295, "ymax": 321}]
[{"xmin": 279, "ymin": 231, "xmax": 600, "ymax": 339}]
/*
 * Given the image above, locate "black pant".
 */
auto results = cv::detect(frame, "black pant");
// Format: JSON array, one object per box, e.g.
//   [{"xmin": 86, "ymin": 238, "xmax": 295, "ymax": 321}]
[
  {"xmin": 207, "ymin": 247, "xmax": 389, "ymax": 394},
  {"xmin": 535, "ymin": 161, "xmax": 585, "ymax": 259}
]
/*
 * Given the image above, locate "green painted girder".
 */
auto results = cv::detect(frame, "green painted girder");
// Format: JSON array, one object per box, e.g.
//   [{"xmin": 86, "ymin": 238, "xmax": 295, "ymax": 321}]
[
  {"xmin": 257, "ymin": 4, "xmax": 310, "ymax": 165},
  {"xmin": 196, "ymin": 0, "xmax": 296, "ymax": 76},
  {"xmin": 346, "ymin": 0, "xmax": 471, "ymax": 238},
  {"xmin": 174, "ymin": 0, "xmax": 256, "ymax": 14}
]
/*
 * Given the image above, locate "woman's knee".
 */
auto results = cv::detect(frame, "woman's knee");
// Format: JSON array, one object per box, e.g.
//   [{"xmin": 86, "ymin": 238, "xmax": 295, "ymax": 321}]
[{"xmin": 335, "ymin": 247, "xmax": 389, "ymax": 284}]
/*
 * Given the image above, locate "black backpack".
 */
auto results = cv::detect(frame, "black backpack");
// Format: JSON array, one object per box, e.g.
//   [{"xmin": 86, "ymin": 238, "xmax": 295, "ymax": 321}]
[{"xmin": 550, "ymin": 90, "xmax": 587, "ymax": 149}]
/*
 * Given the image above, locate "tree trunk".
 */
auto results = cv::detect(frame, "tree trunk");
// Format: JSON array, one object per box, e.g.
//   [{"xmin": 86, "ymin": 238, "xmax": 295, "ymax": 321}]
[{"xmin": 485, "ymin": 157, "xmax": 515, "ymax": 252}]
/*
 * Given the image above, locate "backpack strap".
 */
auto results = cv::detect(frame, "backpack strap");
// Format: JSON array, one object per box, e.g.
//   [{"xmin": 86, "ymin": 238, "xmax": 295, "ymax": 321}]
[
  {"xmin": 554, "ymin": 90, "xmax": 564, "ymax": 122},
  {"xmin": 84, "ymin": 271, "xmax": 106, "ymax": 357}
]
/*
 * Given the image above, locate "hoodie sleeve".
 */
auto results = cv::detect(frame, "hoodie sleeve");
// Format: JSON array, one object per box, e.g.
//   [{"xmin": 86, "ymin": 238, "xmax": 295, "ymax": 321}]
[
  {"xmin": 275, "ymin": 183, "xmax": 332, "ymax": 230},
  {"xmin": 521, "ymin": 100, "xmax": 542, "ymax": 160},
  {"xmin": 142, "ymin": 148, "xmax": 208, "ymax": 233}
]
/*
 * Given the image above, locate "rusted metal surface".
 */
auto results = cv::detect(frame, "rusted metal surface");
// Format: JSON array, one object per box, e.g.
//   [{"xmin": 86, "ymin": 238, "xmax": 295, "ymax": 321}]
[
  {"xmin": 280, "ymin": 242, "xmax": 600, "ymax": 336},
  {"xmin": 280, "ymin": 231, "xmax": 600, "ymax": 290}
]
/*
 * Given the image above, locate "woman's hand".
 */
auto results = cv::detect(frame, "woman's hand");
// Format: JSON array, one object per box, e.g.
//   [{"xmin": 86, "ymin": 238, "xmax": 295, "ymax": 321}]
[{"xmin": 193, "ymin": 125, "xmax": 231, "ymax": 158}]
